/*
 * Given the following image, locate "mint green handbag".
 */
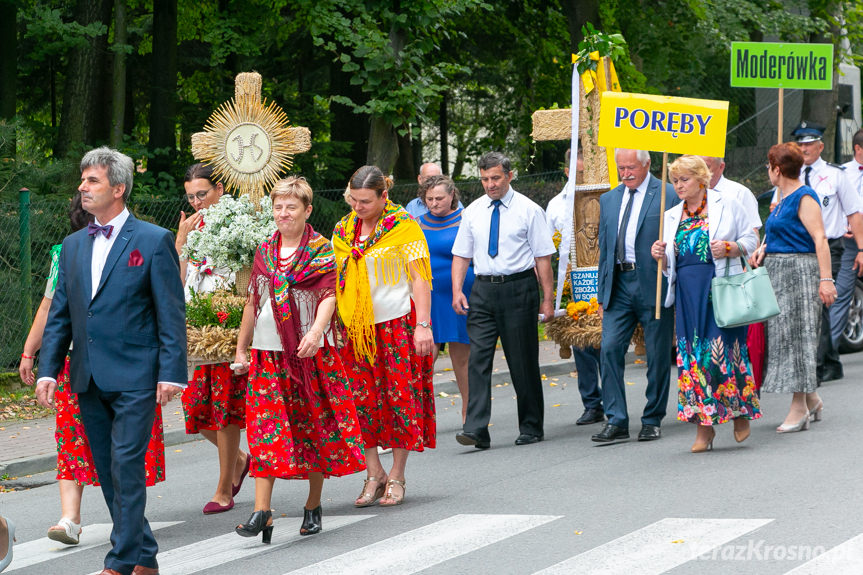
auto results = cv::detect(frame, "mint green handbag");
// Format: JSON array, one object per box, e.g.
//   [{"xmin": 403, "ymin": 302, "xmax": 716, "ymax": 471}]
[{"xmin": 711, "ymin": 243, "xmax": 780, "ymax": 328}]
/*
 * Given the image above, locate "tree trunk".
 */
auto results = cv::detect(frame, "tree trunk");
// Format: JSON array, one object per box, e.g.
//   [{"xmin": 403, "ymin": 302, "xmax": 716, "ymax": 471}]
[
  {"xmin": 561, "ymin": 0, "xmax": 600, "ymax": 54},
  {"xmin": 330, "ymin": 63, "xmax": 369, "ymax": 177},
  {"xmin": 55, "ymin": 0, "xmax": 112, "ymax": 158},
  {"xmin": 394, "ymin": 127, "xmax": 415, "ymax": 181},
  {"xmin": 148, "ymin": 0, "xmax": 178, "ymax": 174},
  {"xmin": 801, "ymin": 7, "xmax": 841, "ymax": 161},
  {"xmin": 110, "ymin": 0, "xmax": 127, "ymax": 147},
  {"xmin": 440, "ymin": 93, "xmax": 449, "ymax": 174},
  {"xmin": 0, "ymin": 0, "xmax": 17, "ymax": 158},
  {"xmin": 367, "ymin": 117, "xmax": 399, "ymax": 174}
]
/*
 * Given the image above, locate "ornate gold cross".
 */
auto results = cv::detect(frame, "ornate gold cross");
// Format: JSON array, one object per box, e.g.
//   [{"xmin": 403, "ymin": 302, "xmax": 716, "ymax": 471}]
[{"xmin": 192, "ymin": 72, "xmax": 312, "ymax": 202}]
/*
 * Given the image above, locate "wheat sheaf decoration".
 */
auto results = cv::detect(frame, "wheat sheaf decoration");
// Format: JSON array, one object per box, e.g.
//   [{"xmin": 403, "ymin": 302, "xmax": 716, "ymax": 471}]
[{"xmin": 191, "ymin": 72, "xmax": 311, "ymax": 203}]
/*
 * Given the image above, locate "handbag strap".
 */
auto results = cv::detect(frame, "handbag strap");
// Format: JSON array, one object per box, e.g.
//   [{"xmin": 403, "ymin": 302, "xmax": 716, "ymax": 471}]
[{"xmin": 722, "ymin": 241, "xmax": 752, "ymax": 277}]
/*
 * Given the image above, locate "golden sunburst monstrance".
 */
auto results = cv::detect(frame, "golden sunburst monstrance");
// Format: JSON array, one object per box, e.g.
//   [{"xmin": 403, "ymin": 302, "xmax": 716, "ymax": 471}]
[{"xmin": 191, "ymin": 72, "xmax": 311, "ymax": 203}]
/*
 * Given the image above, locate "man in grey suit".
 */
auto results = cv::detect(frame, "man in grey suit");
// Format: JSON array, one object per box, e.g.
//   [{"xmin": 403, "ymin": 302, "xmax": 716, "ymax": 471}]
[{"xmin": 592, "ymin": 148, "xmax": 678, "ymax": 443}]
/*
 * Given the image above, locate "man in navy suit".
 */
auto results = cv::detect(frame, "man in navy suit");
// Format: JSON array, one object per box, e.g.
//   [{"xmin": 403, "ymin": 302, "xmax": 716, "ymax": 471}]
[
  {"xmin": 37, "ymin": 147, "xmax": 187, "ymax": 575},
  {"xmin": 592, "ymin": 148, "xmax": 678, "ymax": 443}
]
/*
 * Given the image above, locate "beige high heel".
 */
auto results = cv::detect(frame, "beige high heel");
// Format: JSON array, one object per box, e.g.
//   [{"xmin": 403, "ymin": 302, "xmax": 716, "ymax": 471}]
[
  {"xmin": 354, "ymin": 476, "xmax": 386, "ymax": 508},
  {"xmin": 691, "ymin": 427, "xmax": 716, "ymax": 453},
  {"xmin": 379, "ymin": 479, "xmax": 406, "ymax": 506},
  {"xmin": 733, "ymin": 419, "xmax": 751, "ymax": 443},
  {"xmin": 777, "ymin": 411, "xmax": 810, "ymax": 433}
]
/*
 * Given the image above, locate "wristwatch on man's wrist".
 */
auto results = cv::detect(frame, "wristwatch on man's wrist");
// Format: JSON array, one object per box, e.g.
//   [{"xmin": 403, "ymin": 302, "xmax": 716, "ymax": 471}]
[{"xmin": 418, "ymin": 320, "xmax": 431, "ymax": 329}]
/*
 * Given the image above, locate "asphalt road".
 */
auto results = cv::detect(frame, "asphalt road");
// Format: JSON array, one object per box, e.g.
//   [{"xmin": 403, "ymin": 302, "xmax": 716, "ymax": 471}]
[{"xmin": 2, "ymin": 351, "xmax": 862, "ymax": 575}]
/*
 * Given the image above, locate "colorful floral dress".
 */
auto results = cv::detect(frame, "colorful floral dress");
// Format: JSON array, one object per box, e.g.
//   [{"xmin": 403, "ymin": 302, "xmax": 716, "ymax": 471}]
[
  {"xmin": 246, "ymin": 227, "xmax": 366, "ymax": 479},
  {"xmin": 673, "ymin": 216, "xmax": 761, "ymax": 426},
  {"xmin": 182, "ymin": 224, "xmax": 247, "ymax": 434},
  {"xmin": 333, "ymin": 202, "xmax": 436, "ymax": 451},
  {"xmin": 46, "ymin": 244, "xmax": 165, "ymax": 486}
]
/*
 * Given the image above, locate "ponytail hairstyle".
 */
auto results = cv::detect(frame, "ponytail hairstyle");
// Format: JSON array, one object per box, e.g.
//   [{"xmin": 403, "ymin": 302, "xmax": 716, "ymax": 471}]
[{"xmin": 348, "ymin": 165, "xmax": 393, "ymax": 197}]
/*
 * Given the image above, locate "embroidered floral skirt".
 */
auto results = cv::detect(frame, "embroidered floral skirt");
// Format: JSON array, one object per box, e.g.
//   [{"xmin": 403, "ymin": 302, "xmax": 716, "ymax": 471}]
[
  {"xmin": 342, "ymin": 311, "xmax": 436, "ymax": 451},
  {"xmin": 246, "ymin": 346, "xmax": 366, "ymax": 479},
  {"xmin": 182, "ymin": 362, "xmax": 247, "ymax": 433},
  {"xmin": 54, "ymin": 357, "xmax": 165, "ymax": 486},
  {"xmin": 675, "ymin": 261, "xmax": 762, "ymax": 426}
]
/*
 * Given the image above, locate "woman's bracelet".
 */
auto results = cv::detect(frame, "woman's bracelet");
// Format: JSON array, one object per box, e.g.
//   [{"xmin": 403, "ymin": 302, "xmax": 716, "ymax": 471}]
[
  {"xmin": 21, "ymin": 353, "xmax": 35, "ymax": 360},
  {"xmin": 820, "ymin": 278, "xmax": 835, "ymax": 283}
]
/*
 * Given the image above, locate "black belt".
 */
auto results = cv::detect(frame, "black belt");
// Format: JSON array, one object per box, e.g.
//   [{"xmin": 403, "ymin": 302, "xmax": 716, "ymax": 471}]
[
  {"xmin": 616, "ymin": 262, "xmax": 636, "ymax": 272},
  {"xmin": 475, "ymin": 269, "xmax": 535, "ymax": 284}
]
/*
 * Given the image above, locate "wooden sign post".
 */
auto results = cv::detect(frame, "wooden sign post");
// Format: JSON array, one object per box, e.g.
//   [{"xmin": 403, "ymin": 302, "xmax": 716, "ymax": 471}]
[{"xmin": 597, "ymin": 91, "xmax": 730, "ymax": 318}]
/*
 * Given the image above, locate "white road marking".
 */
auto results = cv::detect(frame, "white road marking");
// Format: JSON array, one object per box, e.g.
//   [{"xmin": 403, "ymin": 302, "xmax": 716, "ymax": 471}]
[
  {"xmin": 6, "ymin": 522, "xmax": 181, "ymax": 572},
  {"xmin": 783, "ymin": 533, "xmax": 863, "ymax": 574},
  {"xmin": 533, "ymin": 517, "xmax": 773, "ymax": 575},
  {"xmin": 284, "ymin": 513, "xmax": 561, "ymax": 575}
]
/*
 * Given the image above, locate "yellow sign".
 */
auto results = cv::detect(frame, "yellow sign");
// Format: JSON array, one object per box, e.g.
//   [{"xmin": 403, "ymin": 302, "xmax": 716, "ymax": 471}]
[{"xmin": 598, "ymin": 92, "xmax": 729, "ymax": 157}]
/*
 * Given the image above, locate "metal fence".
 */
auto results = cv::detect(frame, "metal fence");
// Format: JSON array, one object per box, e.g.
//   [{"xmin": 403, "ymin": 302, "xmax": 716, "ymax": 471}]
[{"xmin": 0, "ymin": 171, "xmax": 566, "ymax": 370}]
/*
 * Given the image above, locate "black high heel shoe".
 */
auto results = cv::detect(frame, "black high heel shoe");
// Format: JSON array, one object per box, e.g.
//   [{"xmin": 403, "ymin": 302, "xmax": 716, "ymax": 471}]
[
  {"xmin": 300, "ymin": 505, "xmax": 322, "ymax": 536},
  {"xmin": 236, "ymin": 510, "xmax": 273, "ymax": 544}
]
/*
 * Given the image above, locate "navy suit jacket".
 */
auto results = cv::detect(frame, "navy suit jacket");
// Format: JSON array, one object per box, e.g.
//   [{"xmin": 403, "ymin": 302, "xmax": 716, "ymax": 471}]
[
  {"xmin": 40, "ymin": 213, "xmax": 187, "ymax": 393},
  {"xmin": 597, "ymin": 174, "xmax": 680, "ymax": 309}
]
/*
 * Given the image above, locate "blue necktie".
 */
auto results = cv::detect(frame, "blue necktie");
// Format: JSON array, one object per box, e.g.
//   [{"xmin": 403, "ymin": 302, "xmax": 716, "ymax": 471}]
[
  {"xmin": 488, "ymin": 199, "xmax": 502, "ymax": 258},
  {"xmin": 87, "ymin": 222, "xmax": 114, "ymax": 239}
]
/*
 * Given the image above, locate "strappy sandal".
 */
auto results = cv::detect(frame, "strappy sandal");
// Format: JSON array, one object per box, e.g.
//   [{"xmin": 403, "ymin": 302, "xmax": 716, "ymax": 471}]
[
  {"xmin": 354, "ymin": 476, "xmax": 386, "ymax": 508},
  {"xmin": 47, "ymin": 517, "xmax": 82, "ymax": 545},
  {"xmin": 379, "ymin": 479, "xmax": 406, "ymax": 507}
]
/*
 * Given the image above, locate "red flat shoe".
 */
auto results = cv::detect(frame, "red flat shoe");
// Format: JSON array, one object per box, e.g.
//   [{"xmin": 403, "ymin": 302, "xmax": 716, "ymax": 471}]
[
  {"xmin": 232, "ymin": 456, "xmax": 251, "ymax": 497},
  {"xmin": 203, "ymin": 499, "xmax": 234, "ymax": 515}
]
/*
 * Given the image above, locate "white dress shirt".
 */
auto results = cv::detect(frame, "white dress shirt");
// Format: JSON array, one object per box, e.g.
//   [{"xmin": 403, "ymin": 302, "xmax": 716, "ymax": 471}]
[
  {"xmin": 91, "ymin": 208, "xmax": 129, "ymax": 299},
  {"xmin": 713, "ymin": 175, "xmax": 762, "ymax": 230},
  {"xmin": 803, "ymin": 157, "xmax": 863, "ymax": 239},
  {"xmin": 452, "ymin": 186, "xmax": 556, "ymax": 276},
  {"xmin": 841, "ymin": 158, "xmax": 863, "ymax": 198},
  {"xmin": 616, "ymin": 176, "xmax": 650, "ymax": 263}
]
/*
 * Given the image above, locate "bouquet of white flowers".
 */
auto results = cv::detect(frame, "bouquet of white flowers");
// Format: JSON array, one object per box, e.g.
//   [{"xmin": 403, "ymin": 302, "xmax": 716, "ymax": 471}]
[{"xmin": 182, "ymin": 195, "xmax": 276, "ymax": 272}]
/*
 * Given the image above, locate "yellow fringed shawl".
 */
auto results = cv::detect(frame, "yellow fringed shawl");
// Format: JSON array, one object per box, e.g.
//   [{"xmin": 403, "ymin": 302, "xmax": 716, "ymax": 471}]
[{"xmin": 332, "ymin": 201, "xmax": 433, "ymax": 361}]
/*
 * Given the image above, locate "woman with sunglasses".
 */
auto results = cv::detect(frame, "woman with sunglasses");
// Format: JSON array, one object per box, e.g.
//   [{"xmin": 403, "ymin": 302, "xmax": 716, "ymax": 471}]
[{"xmin": 175, "ymin": 163, "xmax": 250, "ymax": 514}]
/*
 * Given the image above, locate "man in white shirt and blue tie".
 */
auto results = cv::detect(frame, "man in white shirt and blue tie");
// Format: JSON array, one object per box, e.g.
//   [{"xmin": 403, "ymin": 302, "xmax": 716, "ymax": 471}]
[{"xmin": 451, "ymin": 152, "xmax": 556, "ymax": 449}]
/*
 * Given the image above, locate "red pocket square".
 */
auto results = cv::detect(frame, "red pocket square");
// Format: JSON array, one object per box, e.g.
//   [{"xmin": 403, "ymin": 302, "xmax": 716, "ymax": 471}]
[{"xmin": 128, "ymin": 249, "xmax": 144, "ymax": 267}]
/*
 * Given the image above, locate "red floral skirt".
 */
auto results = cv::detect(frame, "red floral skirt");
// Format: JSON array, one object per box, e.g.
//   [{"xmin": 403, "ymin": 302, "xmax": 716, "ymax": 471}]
[
  {"xmin": 54, "ymin": 358, "xmax": 165, "ymax": 486},
  {"xmin": 182, "ymin": 362, "xmax": 247, "ymax": 433},
  {"xmin": 246, "ymin": 346, "xmax": 366, "ymax": 479},
  {"xmin": 341, "ymin": 311, "xmax": 436, "ymax": 451}
]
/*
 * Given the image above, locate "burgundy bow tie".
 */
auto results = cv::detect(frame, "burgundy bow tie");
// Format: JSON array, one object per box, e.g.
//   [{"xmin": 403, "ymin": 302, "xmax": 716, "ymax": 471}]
[
  {"xmin": 858, "ymin": 165, "xmax": 863, "ymax": 171},
  {"xmin": 87, "ymin": 222, "xmax": 114, "ymax": 239}
]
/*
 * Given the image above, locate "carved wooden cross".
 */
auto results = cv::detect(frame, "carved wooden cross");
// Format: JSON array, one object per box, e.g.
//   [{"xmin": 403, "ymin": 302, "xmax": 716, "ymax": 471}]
[{"xmin": 192, "ymin": 72, "xmax": 312, "ymax": 203}]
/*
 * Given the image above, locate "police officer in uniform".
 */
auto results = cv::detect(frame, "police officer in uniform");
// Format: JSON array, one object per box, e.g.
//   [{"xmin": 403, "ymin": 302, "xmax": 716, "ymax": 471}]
[{"xmin": 790, "ymin": 122, "xmax": 863, "ymax": 382}]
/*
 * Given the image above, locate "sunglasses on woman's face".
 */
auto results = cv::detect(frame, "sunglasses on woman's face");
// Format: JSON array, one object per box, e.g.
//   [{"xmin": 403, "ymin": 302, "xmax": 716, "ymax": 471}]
[{"xmin": 185, "ymin": 186, "xmax": 215, "ymax": 203}]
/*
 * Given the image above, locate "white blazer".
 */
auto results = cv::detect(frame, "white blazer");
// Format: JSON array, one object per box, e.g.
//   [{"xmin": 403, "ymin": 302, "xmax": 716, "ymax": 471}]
[{"xmin": 662, "ymin": 191, "xmax": 759, "ymax": 307}]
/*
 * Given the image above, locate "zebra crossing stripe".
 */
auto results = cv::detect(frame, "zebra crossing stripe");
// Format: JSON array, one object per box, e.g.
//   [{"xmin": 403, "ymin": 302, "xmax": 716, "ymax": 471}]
[
  {"xmin": 152, "ymin": 515, "xmax": 373, "ymax": 575},
  {"xmin": 782, "ymin": 533, "xmax": 863, "ymax": 574},
  {"xmin": 284, "ymin": 513, "xmax": 561, "ymax": 575},
  {"xmin": 6, "ymin": 522, "xmax": 181, "ymax": 573},
  {"xmin": 533, "ymin": 517, "xmax": 773, "ymax": 575}
]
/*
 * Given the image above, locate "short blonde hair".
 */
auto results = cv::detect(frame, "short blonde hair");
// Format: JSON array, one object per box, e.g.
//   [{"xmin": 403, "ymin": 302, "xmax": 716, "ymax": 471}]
[
  {"xmin": 669, "ymin": 155, "xmax": 711, "ymax": 189},
  {"xmin": 270, "ymin": 176, "xmax": 313, "ymax": 207}
]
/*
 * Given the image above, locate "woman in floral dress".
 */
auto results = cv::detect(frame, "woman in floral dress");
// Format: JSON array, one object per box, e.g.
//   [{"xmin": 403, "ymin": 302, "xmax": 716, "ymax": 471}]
[
  {"xmin": 233, "ymin": 176, "xmax": 365, "ymax": 543},
  {"xmin": 333, "ymin": 165, "xmax": 435, "ymax": 508},
  {"xmin": 651, "ymin": 155, "xmax": 761, "ymax": 453},
  {"xmin": 19, "ymin": 193, "xmax": 165, "ymax": 545},
  {"xmin": 176, "ymin": 163, "xmax": 250, "ymax": 514}
]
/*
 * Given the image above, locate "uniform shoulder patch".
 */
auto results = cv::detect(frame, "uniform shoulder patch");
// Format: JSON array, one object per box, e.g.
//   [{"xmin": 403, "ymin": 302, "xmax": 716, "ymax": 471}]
[{"xmin": 827, "ymin": 162, "xmax": 846, "ymax": 170}]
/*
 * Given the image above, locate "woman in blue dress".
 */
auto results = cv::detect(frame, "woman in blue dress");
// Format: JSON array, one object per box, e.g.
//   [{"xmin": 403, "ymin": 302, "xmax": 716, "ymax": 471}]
[
  {"xmin": 418, "ymin": 175, "xmax": 473, "ymax": 422},
  {"xmin": 652, "ymin": 156, "xmax": 761, "ymax": 453}
]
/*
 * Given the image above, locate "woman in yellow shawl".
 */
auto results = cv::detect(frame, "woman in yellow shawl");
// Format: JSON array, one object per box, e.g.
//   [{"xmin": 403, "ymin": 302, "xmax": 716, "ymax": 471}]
[{"xmin": 334, "ymin": 165, "xmax": 436, "ymax": 507}]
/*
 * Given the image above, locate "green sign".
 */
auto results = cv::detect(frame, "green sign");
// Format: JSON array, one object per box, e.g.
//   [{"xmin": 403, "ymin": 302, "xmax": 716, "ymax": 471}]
[{"xmin": 730, "ymin": 42, "xmax": 833, "ymax": 89}]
